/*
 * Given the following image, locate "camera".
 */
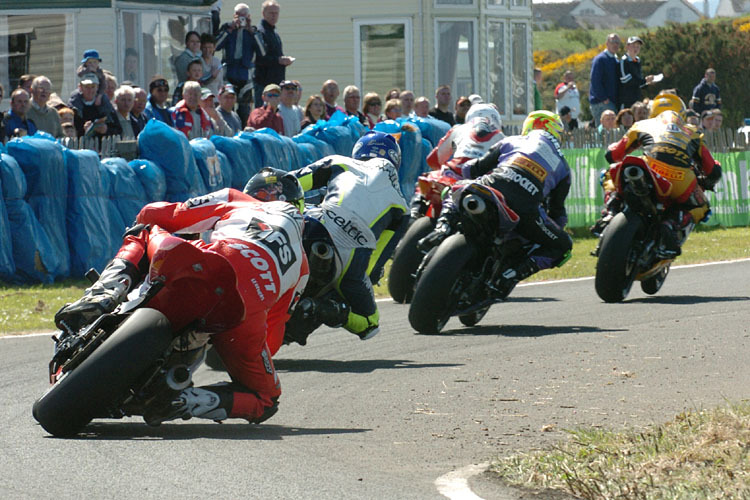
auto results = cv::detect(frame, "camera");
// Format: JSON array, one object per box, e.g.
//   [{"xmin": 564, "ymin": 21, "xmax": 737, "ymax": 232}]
[{"xmin": 238, "ymin": 16, "xmax": 247, "ymax": 28}]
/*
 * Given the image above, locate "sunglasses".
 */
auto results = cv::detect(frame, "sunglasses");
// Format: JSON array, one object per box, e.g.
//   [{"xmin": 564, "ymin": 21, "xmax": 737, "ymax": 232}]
[
  {"xmin": 282, "ymin": 85, "xmax": 297, "ymax": 90},
  {"xmin": 265, "ymin": 93, "xmax": 280, "ymax": 98}
]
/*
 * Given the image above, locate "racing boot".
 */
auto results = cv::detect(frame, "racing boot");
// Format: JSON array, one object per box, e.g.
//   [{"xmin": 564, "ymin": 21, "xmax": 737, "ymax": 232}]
[
  {"xmin": 656, "ymin": 212, "xmax": 691, "ymax": 259},
  {"xmin": 54, "ymin": 258, "xmax": 140, "ymax": 334},
  {"xmin": 416, "ymin": 209, "xmax": 457, "ymax": 252},
  {"xmin": 494, "ymin": 257, "xmax": 539, "ymax": 299},
  {"xmin": 589, "ymin": 192, "xmax": 622, "ymax": 237},
  {"xmin": 144, "ymin": 383, "xmax": 278, "ymax": 426}
]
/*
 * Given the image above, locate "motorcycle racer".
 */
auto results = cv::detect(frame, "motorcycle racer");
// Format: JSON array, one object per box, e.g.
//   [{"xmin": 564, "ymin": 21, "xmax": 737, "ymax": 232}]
[
  {"xmin": 596, "ymin": 92, "xmax": 722, "ymax": 257},
  {"xmin": 426, "ymin": 103, "xmax": 505, "ymax": 172},
  {"xmin": 420, "ymin": 110, "xmax": 573, "ymax": 291},
  {"xmin": 55, "ymin": 183, "xmax": 309, "ymax": 426},
  {"xmin": 285, "ymin": 132, "xmax": 408, "ymax": 344}
]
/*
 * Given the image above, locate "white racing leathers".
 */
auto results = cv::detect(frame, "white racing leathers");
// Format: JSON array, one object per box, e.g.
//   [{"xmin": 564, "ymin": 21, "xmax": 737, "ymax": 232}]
[{"xmin": 294, "ymin": 155, "xmax": 408, "ymax": 337}]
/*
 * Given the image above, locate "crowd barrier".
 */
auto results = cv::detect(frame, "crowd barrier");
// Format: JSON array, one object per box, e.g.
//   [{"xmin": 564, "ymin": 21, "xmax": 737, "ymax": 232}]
[{"xmin": 1, "ymin": 116, "xmax": 746, "ymax": 284}]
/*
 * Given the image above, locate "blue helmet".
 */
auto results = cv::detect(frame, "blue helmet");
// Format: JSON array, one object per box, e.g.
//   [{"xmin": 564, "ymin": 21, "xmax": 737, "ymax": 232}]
[{"xmin": 352, "ymin": 131, "xmax": 401, "ymax": 169}]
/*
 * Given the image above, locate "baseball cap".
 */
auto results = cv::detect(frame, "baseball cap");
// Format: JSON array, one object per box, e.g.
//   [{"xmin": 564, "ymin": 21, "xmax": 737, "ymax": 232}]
[
  {"xmin": 81, "ymin": 49, "xmax": 102, "ymax": 64},
  {"xmin": 468, "ymin": 94, "xmax": 483, "ymax": 105},
  {"xmin": 627, "ymin": 36, "xmax": 643, "ymax": 45},
  {"xmin": 201, "ymin": 87, "xmax": 215, "ymax": 100},
  {"xmin": 280, "ymin": 80, "xmax": 297, "ymax": 89},
  {"xmin": 79, "ymin": 73, "xmax": 99, "ymax": 86},
  {"xmin": 263, "ymin": 83, "xmax": 281, "ymax": 94},
  {"xmin": 149, "ymin": 76, "xmax": 169, "ymax": 91},
  {"xmin": 220, "ymin": 83, "xmax": 236, "ymax": 95}
]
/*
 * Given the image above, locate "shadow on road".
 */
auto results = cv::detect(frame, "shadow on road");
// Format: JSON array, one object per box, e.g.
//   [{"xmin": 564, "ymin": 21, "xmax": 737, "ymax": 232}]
[
  {"xmin": 426, "ymin": 324, "xmax": 625, "ymax": 338},
  {"xmin": 274, "ymin": 358, "xmax": 462, "ymax": 373},
  {"xmin": 627, "ymin": 294, "xmax": 750, "ymax": 305},
  {"xmin": 50, "ymin": 422, "xmax": 369, "ymax": 441}
]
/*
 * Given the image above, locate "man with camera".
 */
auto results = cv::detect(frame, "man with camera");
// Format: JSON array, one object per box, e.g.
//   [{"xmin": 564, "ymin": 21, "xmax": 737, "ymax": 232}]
[
  {"xmin": 215, "ymin": 2, "xmax": 259, "ymax": 126},
  {"xmin": 554, "ymin": 70, "xmax": 580, "ymax": 130}
]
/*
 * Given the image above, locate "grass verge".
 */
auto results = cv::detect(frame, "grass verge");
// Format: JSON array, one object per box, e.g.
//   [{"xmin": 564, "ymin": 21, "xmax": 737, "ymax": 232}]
[
  {"xmin": 490, "ymin": 401, "xmax": 750, "ymax": 499},
  {"xmin": 2, "ymin": 226, "xmax": 749, "ymax": 335}
]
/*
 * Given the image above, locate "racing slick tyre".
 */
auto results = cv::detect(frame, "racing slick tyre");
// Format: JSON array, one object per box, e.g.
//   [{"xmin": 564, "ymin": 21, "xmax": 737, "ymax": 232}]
[
  {"xmin": 640, "ymin": 265, "xmax": 670, "ymax": 295},
  {"xmin": 32, "ymin": 308, "xmax": 173, "ymax": 437},
  {"xmin": 409, "ymin": 234, "xmax": 476, "ymax": 335},
  {"xmin": 388, "ymin": 216, "xmax": 434, "ymax": 304},
  {"xmin": 595, "ymin": 211, "xmax": 644, "ymax": 303}
]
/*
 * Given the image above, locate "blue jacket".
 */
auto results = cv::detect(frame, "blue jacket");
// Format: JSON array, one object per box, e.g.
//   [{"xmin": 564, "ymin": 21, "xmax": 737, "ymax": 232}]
[
  {"xmin": 690, "ymin": 78, "xmax": 721, "ymax": 114},
  {"xmin": 2, "ymin": 111, "xmax": 37, "ymax": 139},
  {"xmin": 144, "ymin": 95, "xmax": 175, "ymax": 127},
  {"xmin": 589, "ymin": 50, "xmax": 619, "ymax": 106},
  {"xmin": 215, "ymin": 23, "xmax": 258, "ymax": 82}
]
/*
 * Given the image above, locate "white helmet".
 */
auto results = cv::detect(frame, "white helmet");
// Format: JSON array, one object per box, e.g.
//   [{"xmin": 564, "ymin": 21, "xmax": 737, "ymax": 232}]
[{"xmin": 465, "ymin": 103, "xmax": 502, "ymax": 131}]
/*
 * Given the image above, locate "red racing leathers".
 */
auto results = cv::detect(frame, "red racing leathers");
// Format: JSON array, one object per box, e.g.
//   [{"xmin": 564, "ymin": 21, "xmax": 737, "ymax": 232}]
[{"xmin": 119, "ymin": 188, "xmax": 308, "ymax": 421}]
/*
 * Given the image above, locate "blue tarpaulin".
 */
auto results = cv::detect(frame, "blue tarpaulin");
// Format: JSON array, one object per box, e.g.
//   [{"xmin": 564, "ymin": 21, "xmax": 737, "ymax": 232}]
[
  {"xmin": 64, "ymin": 148, "xmax": 116, "ymax": 277},
  {"xmin": 0, "ymin": 151, "xmax": 61, "ymax": 283},
  {"xmin": 210, "ymin": 135, "xmax": 262, "ymax": 190},
  {"xmin": 138, "ymin": 119, "xmax": 207, "ymax": 201},
  {"xmin": 191, "ymin": 138, "xmax": 231, "ymax": 191},
  {"xmin": 0, "ymin": 148, "xmax": 14, "ymax": 280},
  {"xmin": 128, "ymin": 159, "xmax": 167, "ymax": 202},
  {"xmin": 101, "ymin": 157, "xmax": 149, "ymax": 226},
  {"xmin": 6, "ymin": 136, "xmax": 70, "ymax": 277},
  {"xmin": 240, "ymin": 129, "xmax": 294, "ymax": 171}
]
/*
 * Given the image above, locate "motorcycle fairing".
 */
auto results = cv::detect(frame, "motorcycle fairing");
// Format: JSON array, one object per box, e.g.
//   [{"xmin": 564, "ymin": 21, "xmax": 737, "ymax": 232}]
[
  {"xmin": 417, "ymin": 168, "xmax": 460, "ymax": 217},
  {"xmin": 610, "ymin": 156, "xmax": 676, "ymax": 203},
  {"xmin": 460, "ymin": 182, "xmax": 520, "ymax": 233}
]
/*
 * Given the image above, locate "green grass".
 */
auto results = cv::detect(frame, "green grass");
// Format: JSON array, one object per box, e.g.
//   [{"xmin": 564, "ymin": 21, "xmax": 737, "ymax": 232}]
[
  {"xmin": 490, "ymin": 401, "xmax": 750, "ymax": 499},
  {"xmin": 2, "ymin": 226, "xmax": 748, "ymax": 335}
]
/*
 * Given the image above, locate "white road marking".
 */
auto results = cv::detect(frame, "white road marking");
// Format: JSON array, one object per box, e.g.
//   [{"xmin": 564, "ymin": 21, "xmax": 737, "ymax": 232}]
[{"xmin": 435, "ymin": 462, "xmax": 489, "ymax": 500}]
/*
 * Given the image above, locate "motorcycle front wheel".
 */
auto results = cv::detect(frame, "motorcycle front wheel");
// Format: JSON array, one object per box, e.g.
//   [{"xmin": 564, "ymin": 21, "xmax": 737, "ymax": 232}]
[
  {"xmin": 388, "ymin": 216, "xmax": 434, "ymax": 304},
  {"xmin": 641, "ymin": 264, "xmax": 670, "ymax": 295},
  {"xmin": 595, "ymin": 211, "xmax": 645, "ymax": 303},
  {"xmin": 409, "ymin": 234, "xmax": 477, "ymax": 334},
  {"xmin": 32, "ymin": 308, "xmax": 173, "ymax": 437}
]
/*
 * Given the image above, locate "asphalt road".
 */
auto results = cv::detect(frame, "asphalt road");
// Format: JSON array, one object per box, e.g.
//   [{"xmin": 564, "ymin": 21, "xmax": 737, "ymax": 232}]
[{"xmin": 2, "ymin": 260, "xmax": 749, "ymax": 499}]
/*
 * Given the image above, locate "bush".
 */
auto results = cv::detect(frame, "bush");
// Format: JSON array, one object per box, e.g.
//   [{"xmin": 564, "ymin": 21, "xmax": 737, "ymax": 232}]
[{"xmin": 640, "ymin": 17, "xmax": 750, "ymax": 127}]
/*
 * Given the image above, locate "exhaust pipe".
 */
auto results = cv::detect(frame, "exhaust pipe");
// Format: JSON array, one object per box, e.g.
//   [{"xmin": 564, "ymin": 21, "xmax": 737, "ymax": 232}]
[
  {"xmin": 624, "ymin": 165, "xmax": 650, "ymax": 196},
  {"xmin": 165, "ymin": 365, "xmax": 192, "ymax": 391},
  {"xmin": 462, "ymin": 194, "xmax": 486, "ymax": 215}
]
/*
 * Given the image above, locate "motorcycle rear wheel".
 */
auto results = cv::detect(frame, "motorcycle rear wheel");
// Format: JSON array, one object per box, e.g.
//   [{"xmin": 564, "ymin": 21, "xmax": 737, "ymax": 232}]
[
  {"xmin": 595, "ymin": 211, "xmax": 644, "ymax": 303},
  {"xmin": 409, "ymin": 234, "xmax": 476, "ymax": 334},
  {"xmin": 388, "ymin": 217, "xmax": 434, "ymax": 304},
  {"xmin": 32, "ymin": 308, "xmax": 173, "ymax": 437}
]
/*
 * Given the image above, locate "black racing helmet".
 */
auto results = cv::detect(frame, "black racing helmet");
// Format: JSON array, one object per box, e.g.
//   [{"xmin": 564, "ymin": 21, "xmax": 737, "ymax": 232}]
[{"xmin": 243, "ymin": 167, "xmax": 305, "ymax": 213}]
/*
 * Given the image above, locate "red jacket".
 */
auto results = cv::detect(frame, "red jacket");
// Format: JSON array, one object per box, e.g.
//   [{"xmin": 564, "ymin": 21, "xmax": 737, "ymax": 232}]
[{"xmin": 247, "ymin": 105, "xmax": 284, "ymax": 135}]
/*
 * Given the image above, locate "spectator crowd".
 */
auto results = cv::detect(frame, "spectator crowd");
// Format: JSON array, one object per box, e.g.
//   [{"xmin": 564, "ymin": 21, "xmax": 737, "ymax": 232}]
[
  {"xmin": 1, "ymin": 11, "xmax": 738, "ymax": 146},
  {"xmin": 0, "ymin": 0, "xmax": 472, "ymax": 145}
]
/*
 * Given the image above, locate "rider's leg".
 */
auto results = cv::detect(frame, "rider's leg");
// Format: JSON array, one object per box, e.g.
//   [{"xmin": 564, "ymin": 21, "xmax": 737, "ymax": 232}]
[{"xmin": 54, "ymin": 224, "xmax": 153, "ymax": 332}]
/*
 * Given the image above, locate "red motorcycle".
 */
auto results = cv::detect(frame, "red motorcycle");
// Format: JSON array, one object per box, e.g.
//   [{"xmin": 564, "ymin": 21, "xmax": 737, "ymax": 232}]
[
  {"xmin": 388, "ymin": 167, "xmax": 460, "ymax": 303},
  {"xmin": 32, "ymin": 236, "xmax": 246, "ymax": 437}
]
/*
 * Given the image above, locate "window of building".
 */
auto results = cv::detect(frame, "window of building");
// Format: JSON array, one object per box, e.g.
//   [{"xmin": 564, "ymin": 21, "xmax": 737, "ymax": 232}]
[
  {"xmin": 435, "ymin": 20, "xmax": 476, "ymax": 100},
  {"xmin": 0, "ymin": 14, "xmax": 75, "ymax": 102},
  {"xmin": 120, "ymin": 10, "xmax": 210, "ymax": 89},
  {"xmin": 511, "ymin": 22, "xmax": 529, "ymax": 116},
  {"xmin": 436, "ymin": 0, "xmax": 475, "ymax": 5},
  {"xmin": 354, "ymin": 19, "xmax": 412, "ymax": 99},
  {"xmin": 511, "ymin": 0, "xmax": 528, "ymax": 6},
  {"xmin": 487, "ymin": 0, "xmax": 506, "ymax": 7},
  {"xmin": 487, "ymin": 20, "xmax": 505, "ymax": 115}
]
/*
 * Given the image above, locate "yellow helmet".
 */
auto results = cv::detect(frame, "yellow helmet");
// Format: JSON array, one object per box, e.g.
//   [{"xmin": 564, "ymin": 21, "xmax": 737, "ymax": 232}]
[
  {"xmin": 521, "ymin": 110, "xmax": 564, "ymax": 142},
  {"xmin": 649, "ymin": 92, "xmax": 686, "ymax": 118}
]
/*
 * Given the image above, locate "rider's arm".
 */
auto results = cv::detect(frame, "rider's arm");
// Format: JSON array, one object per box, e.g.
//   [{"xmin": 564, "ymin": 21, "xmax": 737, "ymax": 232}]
[
  {"xmin": 695, "ymin": 138, "xmax": 722, "ymax": 189},
  {"xmin": 605, "ymin": 127, "xmax": 640, "ymax": 164},
  {"xmin": 546, "ymin": 174, "xmax": 571, "ymax": 228},
  {"xmin": 293, "ymin": 156, "xmax": 349, "ymax": 191},
  {"xmin": 463, "ymin": 141, "xmax": 506, "ymax": 179},
  {"xmin": 426, "ymin": 128, "xmax": 455, "ymax": 169},
  {"xmin": 136, "ymin": 188, "xmax": 252, "ymax": 233}
]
